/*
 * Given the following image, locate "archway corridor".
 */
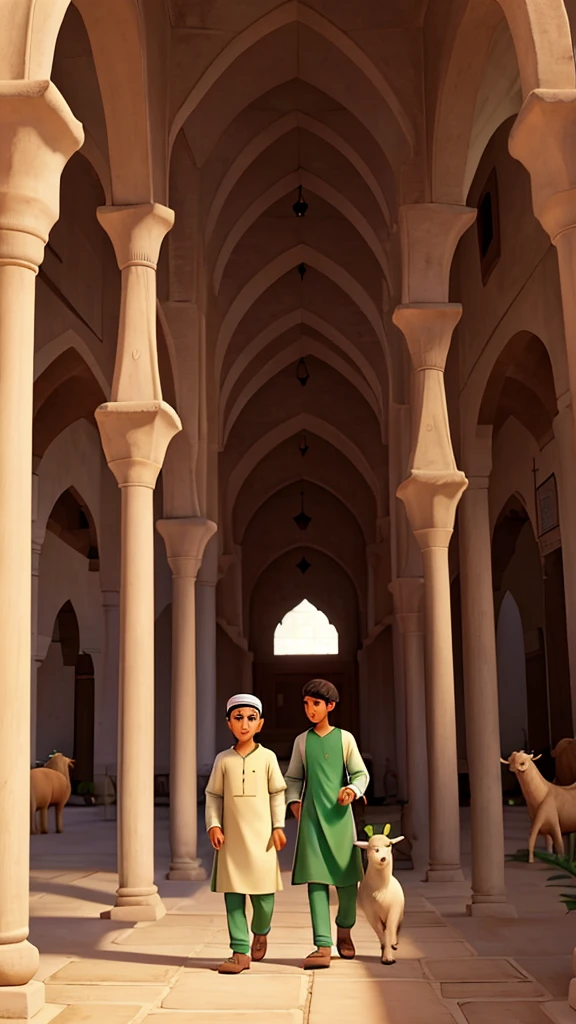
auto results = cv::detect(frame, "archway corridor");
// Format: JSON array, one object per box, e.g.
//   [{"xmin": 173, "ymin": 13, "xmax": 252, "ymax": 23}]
[{"xmin": 2, "ymin": 0, "xmax": 576, "ymax": 1021}]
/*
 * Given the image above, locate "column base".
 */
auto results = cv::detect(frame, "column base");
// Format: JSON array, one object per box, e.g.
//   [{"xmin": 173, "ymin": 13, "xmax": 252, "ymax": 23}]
[
  {"xmin": 0, "ymin": 980, "xmax": 44, "ymax": 1019},
  {"xmin": 466, "ymin": 897, "xmax": 517, "ymax": 918},
  {"xmin": 569, "ymin": 978, "xmax": 576, "ymax": 1011},
  {"xmin": 101, "ymin": 893, "xmax": 166, "ymax": 922},
  {"xmin": 167, "ymin": 860, "xmax": 207, "ymax": 881},
  {"xmin": 426, "ymin": 866, "xmax": 465, "ymax": 882}
]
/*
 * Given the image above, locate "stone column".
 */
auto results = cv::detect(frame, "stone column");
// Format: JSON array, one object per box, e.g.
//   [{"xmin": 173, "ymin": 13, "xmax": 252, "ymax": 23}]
[
  {"xmin": 395, "ymin": 203, "xmax": 475, "ymax": 882},
  {"xmin": 390, "ymin": 578, "xmax": 428, "ymax": 870},
  {"xmin": 96, "ymin": 203, "xmax": 181, "ymax": 921},
  {"xmin": 509, "ymin": 93, "xmax": 576, "ymax": 731},
  {"xmin": 157, "ymin": 517, "xmax": 217, "ymax": 880},
  {"xmin": 94, "ymin": 590, "xmax": 120, "ymax": 783},
  {"xmin": 459, "ymin": 434, "xmax": 515, "ymax": 916},
  {"xmin": 0, "ymin": 80, "xmax": 82, "ymax": 1018},
  {"xmin": 196, "ymin": 579, "xmax": 218, "ymax": 774},
  {"xmin": 30, "ymin": 539, "xmax": 42, "ymax": 761}
]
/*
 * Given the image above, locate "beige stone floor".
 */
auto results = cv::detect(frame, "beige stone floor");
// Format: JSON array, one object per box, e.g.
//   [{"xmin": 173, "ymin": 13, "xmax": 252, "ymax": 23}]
[{"xmin": 16, "ymin": 805, "xmax": 576, "ymax": 1023}]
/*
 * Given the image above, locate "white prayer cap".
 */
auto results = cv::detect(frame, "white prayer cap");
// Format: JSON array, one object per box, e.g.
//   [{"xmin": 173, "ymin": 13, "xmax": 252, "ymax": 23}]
[{"xmin": 226, "ymin": 693, "xmax": 263, "ymax": 716}]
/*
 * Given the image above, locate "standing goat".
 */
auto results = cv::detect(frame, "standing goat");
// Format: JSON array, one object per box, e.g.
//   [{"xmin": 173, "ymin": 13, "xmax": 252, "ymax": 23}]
[
  {"xmin": 501, "ymin": 750, "xmax": 576, "ymax": 862},
  {"xmin": 354, "ymin": 830, "xmax": 405, "ymax": 965},
  {"xmin": 30, "ymin": 753, "xmax": 74, "ymax": 834}
]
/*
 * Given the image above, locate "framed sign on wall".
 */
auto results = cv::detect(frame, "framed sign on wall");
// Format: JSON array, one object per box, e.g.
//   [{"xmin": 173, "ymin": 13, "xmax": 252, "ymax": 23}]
[{"xmin": 536, "ymin": 473, "xmax": 561, "ymax": 555}]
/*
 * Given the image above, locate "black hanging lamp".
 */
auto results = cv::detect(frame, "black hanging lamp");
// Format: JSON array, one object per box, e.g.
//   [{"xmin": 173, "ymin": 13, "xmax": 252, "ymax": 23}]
[
  {"xmin": 292, "ymin": 184, "xmax": 308, "ymax": 218},
  {"xmin": 293, "ymin": 490, "xmax": 312, "ymax": 531},
  {"xmin": 296, "ymin": 356, "xmax": 310, "ymax": 387},
  {"xmin": 297, "ymin": 261, "xmax": 307, "ymax": 281},
  {"xmin": 296, "ymin": 555, "xmax": 311, "ymax": 574},
  {"xmin": 299, "ymin": 433, "xmax": 309, "ymax": 457}
]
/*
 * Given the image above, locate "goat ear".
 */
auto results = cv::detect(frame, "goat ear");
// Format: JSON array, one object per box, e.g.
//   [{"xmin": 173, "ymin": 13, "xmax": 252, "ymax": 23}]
[
  {"xmin": 354, "ymin": 841, "xmax": 369, "ymax": 849},
  {"xmin": 390, "ymin": 836, "xmax": 405, "ymax": 845}
]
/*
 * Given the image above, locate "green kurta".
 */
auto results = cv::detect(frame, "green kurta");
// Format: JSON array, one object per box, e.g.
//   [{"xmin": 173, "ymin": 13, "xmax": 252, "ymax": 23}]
[{"xmin": 291, "ymin": 728, "xmax": 363, "ymax": 887}]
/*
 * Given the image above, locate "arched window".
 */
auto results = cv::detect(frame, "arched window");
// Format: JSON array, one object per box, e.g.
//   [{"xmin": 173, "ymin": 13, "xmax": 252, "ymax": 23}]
[{"xmin": 274, "ymin": 599, "xmax": 338, "ymax": 655}]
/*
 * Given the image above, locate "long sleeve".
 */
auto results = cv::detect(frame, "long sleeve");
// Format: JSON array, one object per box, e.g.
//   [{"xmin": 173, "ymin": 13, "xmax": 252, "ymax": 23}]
[
  {"xmin": 343, "ymin": 731, "xmax": 369, "ymax": 798},
  {"xmin": 285, "ymin": 734, "xmax": 306, "ymax": 805},
  {"xmin": 205, "ymin": 753, "xmax": 224, "ymax": 831},
  {"xmin": 267, "ymin": 751, "xmax": 287, "ymax": 828}
]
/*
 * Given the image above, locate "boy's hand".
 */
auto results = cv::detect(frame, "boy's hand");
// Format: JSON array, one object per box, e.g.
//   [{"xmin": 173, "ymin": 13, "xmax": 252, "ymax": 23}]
[
  {"xmin": 209, "ymin": 826, "xmax": 225, "ymax": 850},
  {"xmin": 338, "ymin": 787, "xmax": 356, "ymax": 806},
  {"xmin": 272, "ymin": 828, "xmax": 287, "ymax": 851},
  {"xmin": 289, "ymin": 801, "xmax": 301, "ymax": 822}
]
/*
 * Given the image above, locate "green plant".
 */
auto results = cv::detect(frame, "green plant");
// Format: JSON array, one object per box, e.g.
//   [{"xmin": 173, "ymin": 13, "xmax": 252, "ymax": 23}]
[
  {"xmin": 76, "ymin": 781, "xmax": 95, "ymax": 796},
  {"xmin": 507, "ymin": 842, "xmax": 576, "ymax": 912}
]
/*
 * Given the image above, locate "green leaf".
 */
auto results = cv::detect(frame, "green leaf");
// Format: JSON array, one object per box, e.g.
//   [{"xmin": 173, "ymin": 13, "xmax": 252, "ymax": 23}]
[
  {"xmin": 561, "ymin": 900, "xmax": 576, "ymax": 913},
  {"xmin": 384, "ymin": 823, "xmax": 391, "ymax": 837},
  {"xmin": 364, "ymin": 824, "xmax": 374, "ymax": 838}
]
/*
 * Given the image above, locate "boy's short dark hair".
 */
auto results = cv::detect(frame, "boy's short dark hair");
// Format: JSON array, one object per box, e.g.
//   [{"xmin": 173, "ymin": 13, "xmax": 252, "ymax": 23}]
[{"xmin": 302, "ymin": 678, "xmax": 340, "ymax": 704}]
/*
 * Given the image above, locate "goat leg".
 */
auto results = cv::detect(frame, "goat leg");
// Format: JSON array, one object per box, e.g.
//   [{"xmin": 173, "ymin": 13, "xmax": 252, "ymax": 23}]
[{"xmin": 40, "ymin": 807, "xmax": 48, "ymax": 834}]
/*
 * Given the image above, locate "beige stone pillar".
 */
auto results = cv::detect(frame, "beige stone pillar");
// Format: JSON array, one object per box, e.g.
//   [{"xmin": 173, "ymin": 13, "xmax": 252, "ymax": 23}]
[
  {"xmin": 96, "ymin": 203, "xmax": 181, "ymax": 921},
  {"xmin": 390, "ymin": 578, "xmax": 428, "ymax": 870},
  {"xmin": 196, "ymin": 580, "xmax": 218, "ymax": 774},
  {"xmin": 0, "ymin": 80, "xmax": 82, "ymax": 1017},
  {"xmin": 30, "ymin": 539, "xmax": 42, "ymax": 761},
  {"xmin": 395, "ymin": 203, "xmax": 475, "ymax": 882},
  {"xmin": 459, "ymin": 436, "xmax": 515, "ymax": 916},
  {"xmin": 94, "ymin": 590, "xmax": 120, "ymax": 782},
  {"xmin": 157, "ymin": 517, "xmax": 217, "ymax": 880}
]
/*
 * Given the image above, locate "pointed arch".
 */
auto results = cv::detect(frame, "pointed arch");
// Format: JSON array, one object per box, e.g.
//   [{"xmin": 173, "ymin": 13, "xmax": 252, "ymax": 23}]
[
  {"xmin": 220, "ymin": 309, "xmax": 385, "ymax": 422},
  {"xmin": 205, "ymin": 111, "xmax": 391, "ymax": 244},
  {"xmin": 169, "ymin": 1, "xmax": 413, "ymax": 153},
  {"xmin": 222, "ymin": 336, "xmax": 382, "ymax": 446},
  {"xmin": 213, "ymin": 169, "xmax": 391, "ymax": 294},
  {"xmin": 226, "ymin": 413, "xmax": 382, "ymax": 543},
  {"xmin": 215, "ymin": 244, "xmax": 387, "ymax": 379}
]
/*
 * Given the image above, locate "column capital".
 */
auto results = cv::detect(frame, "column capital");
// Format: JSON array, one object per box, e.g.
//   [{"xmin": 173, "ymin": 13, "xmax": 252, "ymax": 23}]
[
  {"xmin": 397, "ymin": 471, "xmax": 468, "ymax": 547},
  {"xmin": 398, "ymin": 203, "xmax": 476, "ymax": 303},
  {"xmin": 389, "ymin": 577, "xmax": 424, "ymax": 633},
  {"xmin": 97, "ymin": 204, "xmax": 175, "ymax": 270},
  {"xmin": 156, "ymin": 517, "xmax": 217, "ymax": 578},
  {"xmin": 95, "ymin": 401, "xmax": 182, "ymax": 488},
  {"xmin": 393, "ymin": 304, "xmax": 462, "ymax": 371},
  {"xmin": 0, "ymin": 80, "xmax": 83, "ymax": 268},
  {"xmin": 509, "ymin": 89, "xmax": 576, "ymax": 239}
]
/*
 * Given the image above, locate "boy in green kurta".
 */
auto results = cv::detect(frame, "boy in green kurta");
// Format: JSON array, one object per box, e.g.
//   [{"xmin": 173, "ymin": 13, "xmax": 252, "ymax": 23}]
[
  {"xmin": 285, "ymin": 679, "xmax": 369, "ymax": 969},
  {"xmin": 206, "ymin": 694, "xmax": 287, "ymax": 974}
]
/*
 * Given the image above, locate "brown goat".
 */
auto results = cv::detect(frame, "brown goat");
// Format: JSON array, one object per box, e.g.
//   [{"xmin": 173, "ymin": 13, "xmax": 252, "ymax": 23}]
[{"xmin": 30, "ymin": 753, "xmax": 74, "ymax": 834}]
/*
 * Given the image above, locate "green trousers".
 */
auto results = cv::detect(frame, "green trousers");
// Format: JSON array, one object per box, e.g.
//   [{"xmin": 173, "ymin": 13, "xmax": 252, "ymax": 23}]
[
  {"xmin": 308, "ymin": 882, "xmax": 357, "ymax": 948},
  {"xmin": 224, "ymin": 892, "xmax": 275, "ymax": 955}
]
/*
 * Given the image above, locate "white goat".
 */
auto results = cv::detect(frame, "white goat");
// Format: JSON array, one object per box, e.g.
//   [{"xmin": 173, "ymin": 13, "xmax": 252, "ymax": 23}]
[{"xmin": 355, "ymin": 833, "xmax": 405, "ymax": 965}]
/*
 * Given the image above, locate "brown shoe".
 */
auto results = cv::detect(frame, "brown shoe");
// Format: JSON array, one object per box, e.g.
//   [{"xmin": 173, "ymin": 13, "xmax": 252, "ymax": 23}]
[
  {"xmin": 303, "ymin": 946, "xmax": 332, "ymax": 970},
  {"xmin": 217, "ymin": 953, "xmax": 251, "ymax": 974},
  {"xmin": 251, "ymin": 933, "xmax": 267, "ymax": 961},
  {"xmin": 337, "ymin": 927, "xmax": 355, "ymax": 959}
]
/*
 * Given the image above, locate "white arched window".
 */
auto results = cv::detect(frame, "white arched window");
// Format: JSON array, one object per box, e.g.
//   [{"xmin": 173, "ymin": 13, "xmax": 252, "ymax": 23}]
[{"xmin": 274, "ymin": 599, "xmax": 338, "ymax": 656}]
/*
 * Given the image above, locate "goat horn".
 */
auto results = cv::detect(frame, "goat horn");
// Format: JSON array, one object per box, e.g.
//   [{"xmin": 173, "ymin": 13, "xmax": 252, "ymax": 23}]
[
  {"xmin": 500, "ymin": 757, "xmax": 510, "ymax": 764},
  {"xmin": 532, "ymin": 753, "xmax": 542, "ymax": 761}
]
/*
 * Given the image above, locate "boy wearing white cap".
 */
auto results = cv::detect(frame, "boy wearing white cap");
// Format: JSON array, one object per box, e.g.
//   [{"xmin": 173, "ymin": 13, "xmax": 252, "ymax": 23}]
[{"xmin": 205, "ymin": 694, "xmax": 287, "ymax": 974}]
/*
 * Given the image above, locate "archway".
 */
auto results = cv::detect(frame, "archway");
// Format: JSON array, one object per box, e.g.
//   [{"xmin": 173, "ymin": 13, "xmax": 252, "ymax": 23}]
[
  {"xmin": 492, "ymin": 497, "xmax": 551, "ymax": 756},
  {"xmin": 37, "ymin": 601, "xmax": 95, "ymax": 787}
]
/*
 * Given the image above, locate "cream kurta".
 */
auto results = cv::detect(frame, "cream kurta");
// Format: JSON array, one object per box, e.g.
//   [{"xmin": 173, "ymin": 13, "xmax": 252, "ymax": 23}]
[{"xmin": 205, "ymin": 744, "xmax": 286, "ymax": 894}]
